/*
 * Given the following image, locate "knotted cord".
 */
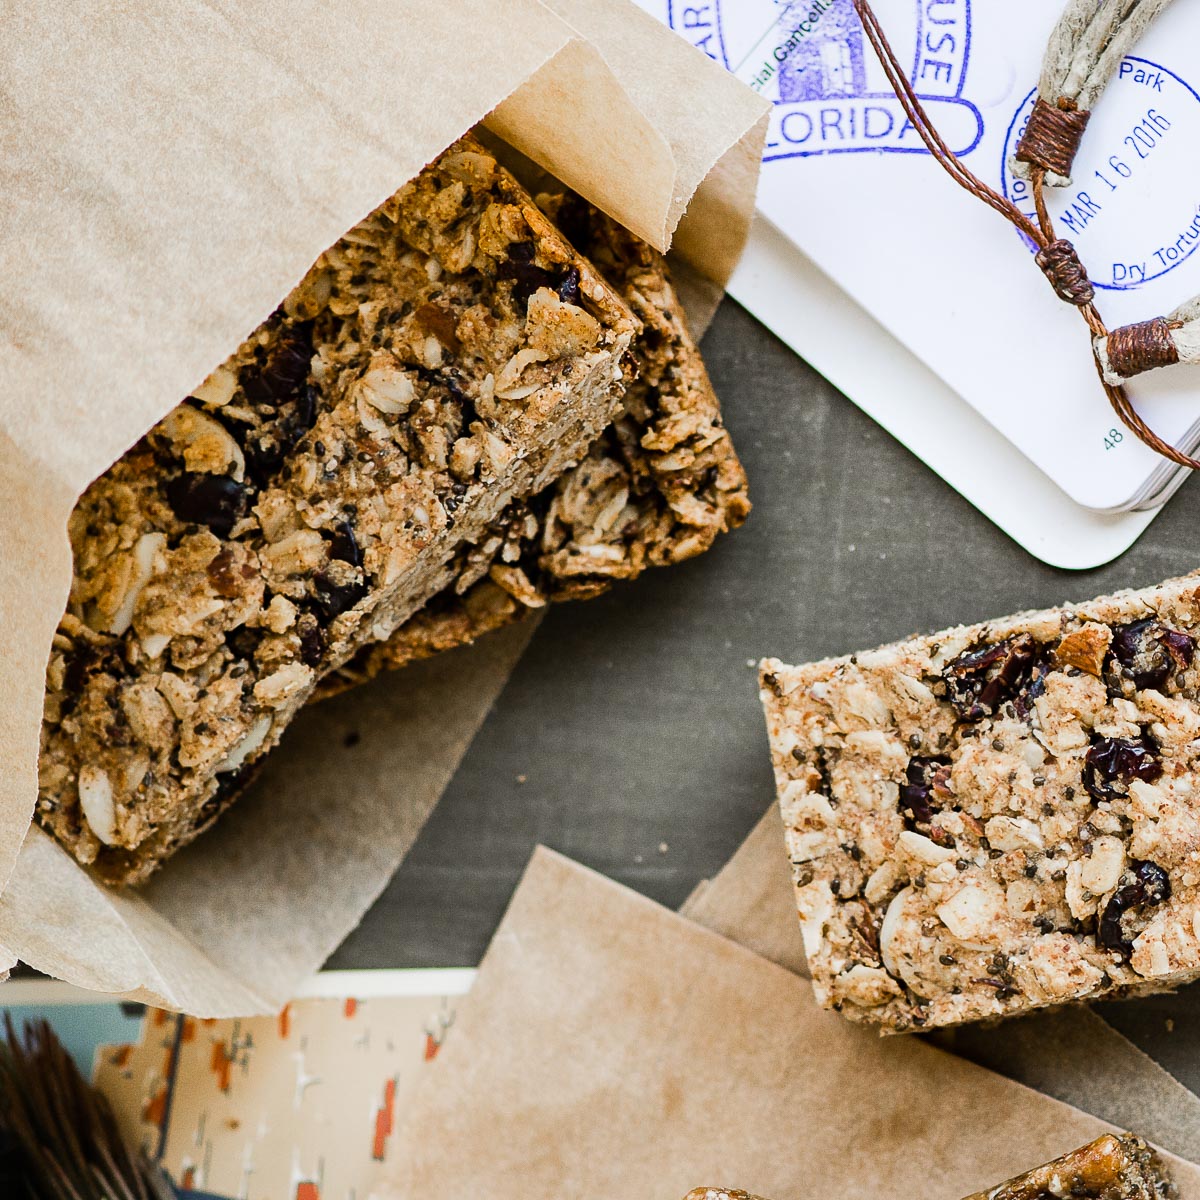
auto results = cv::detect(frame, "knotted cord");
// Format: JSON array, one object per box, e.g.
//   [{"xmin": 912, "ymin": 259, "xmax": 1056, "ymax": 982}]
[{"xmin": 853, "ymin": 0, "xmax": 1200, "ymax": 471}]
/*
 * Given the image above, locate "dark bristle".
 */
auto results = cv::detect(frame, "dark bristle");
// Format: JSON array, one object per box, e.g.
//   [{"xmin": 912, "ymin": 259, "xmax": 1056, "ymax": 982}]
[{"xmin": 0, "ymin": 1014, "xmax": 175, "ymax": 1200}]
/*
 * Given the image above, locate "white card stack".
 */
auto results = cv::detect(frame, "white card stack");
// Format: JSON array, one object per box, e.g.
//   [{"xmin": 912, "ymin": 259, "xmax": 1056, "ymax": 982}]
[{"xmin": 638, "ymin": 0, "xmax": 1200, "ymax": 563}]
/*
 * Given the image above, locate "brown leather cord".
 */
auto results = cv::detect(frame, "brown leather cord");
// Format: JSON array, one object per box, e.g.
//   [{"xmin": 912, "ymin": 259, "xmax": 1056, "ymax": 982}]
[
  {"xmin": 1030, "ymin": 166, "xmax": 1055, "ymax": 242},
  {"xmin": 1107, "ymin": 317, "xmax": 1182, "ymax": 377},
  {"xmin": 852, "ymin": 0, "xmax": 1200, "ymax": 472},
  {"xmin": 852, "ymin": 0, "xmax": 1045, "ymax": 247},
  {"xmin": 1016, "ymin": 97, "xmax": 1091, "ymax": 178},
  {"xmin": 1035, "ymin": 239, "xmax": 1095, "ymax": 305}
]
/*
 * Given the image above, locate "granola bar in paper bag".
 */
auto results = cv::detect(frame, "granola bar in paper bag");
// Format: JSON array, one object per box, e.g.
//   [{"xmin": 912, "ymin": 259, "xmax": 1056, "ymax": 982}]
[{"xmin": 0, "ymin": 0, "xmax": 767, "ymax": 1013}]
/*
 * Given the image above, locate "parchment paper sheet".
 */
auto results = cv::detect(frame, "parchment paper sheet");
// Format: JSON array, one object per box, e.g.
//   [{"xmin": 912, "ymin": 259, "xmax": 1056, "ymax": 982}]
[
  {"xmin": 0, "ymin": 0, "xmax": 767, "ymax": 1012},
  {"xmin": 380, "ymin": 848, "xmax": 1200, "ymax": 1200},
  {"xmin": 681, "ymin": 806, "xmax": 1200, "ymax": 1164}
]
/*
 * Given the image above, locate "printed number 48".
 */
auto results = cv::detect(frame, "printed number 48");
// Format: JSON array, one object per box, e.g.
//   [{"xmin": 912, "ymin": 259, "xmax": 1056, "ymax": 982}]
[{"xmin": 1104, "ymin": 428, "xmax": 1125, "ymax": 450}]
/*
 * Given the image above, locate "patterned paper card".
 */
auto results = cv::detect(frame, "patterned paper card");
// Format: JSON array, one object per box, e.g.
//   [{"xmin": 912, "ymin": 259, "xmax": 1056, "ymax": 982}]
[{"xmin": 91, "ymin": 971, "xmax": 473, "ymax": 1200}]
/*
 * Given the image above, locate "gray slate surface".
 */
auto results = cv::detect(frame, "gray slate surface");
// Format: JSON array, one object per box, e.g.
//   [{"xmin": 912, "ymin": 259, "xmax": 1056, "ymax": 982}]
[{"xmin": 327, "ymin": 297, "xmax": 1200, "ymax": 1094}]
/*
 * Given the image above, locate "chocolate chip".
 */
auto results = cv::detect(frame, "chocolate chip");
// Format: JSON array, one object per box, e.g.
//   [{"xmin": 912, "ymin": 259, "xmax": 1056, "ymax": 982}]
[{"xmin": 165, "ymin": 472, "xmax": 248, "ymax": 537}]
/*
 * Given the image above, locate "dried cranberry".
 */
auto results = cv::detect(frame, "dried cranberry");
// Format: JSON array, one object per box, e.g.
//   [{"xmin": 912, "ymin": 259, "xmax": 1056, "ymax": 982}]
[
  {"xmin": 206, "ymin": 547, "xmax": 245, "ymax": 599},
  {"xmin": 224, "ymin": 625, "xmax": 261, "ymax": 661},
  {"xmin": 165, "ymin": 472, "xmax": 247, "ymax": 537},
  {"xmin": 294, "ymin": 382, "xmax": 319, "ymax": 431},
  {"xmin": 497, "ymin": 258, "xmax": 557, "ymax": 306},
  {"xmin": 557, "ymin": 266, "xmax": 582, "ymax": 306},
  {"xmin": 239, "ymin": 323, "xmax": 313, "ymax": 405},
  {"xmin": 1098, "ymin": 860, "xmax": 1172, "ymax": 957},
  {"xmin": 263, "ymin": 322, "xmax": 314, "ymax": 394},
  {"xmin": 942, "ymin": 634, "xmax": 1044, "ymax": 722},
  {"xmin": 326, "ymin": 519, "xmax": 362, "ymax": 568},
  {"xmin": 1133, "ymin": 858, "xmax": 1172, "ymax": 901},
  {"xmin": 311, "ymin": 572, "xmax": 367, "ymax": 623},
  {"xmin": 899, "ymin": 756, "xmax": 951, "ymax": 831},
  {"xmin": 296, "ymin": 612, "xmax": 326, "ymax": 667},
  {"xmin": 238, "ymin": 384, "xmax": 320, "ymax": 486},
  {"xmin": 60, "ymin": 642, "xmax": 124, "ymax": 711},
  {"xmin": 497, "ymin": 250, "xmax": 584, "ymax": 308},
  {"xmin": 551, "ymin": 198, "xmax": 591, "ymax": 249},
  {"xmin": 1108, "ymin": 619, "xmax": 1194, "ymax": 690},
  {"xmin": 1082, "ymin": 733, "xmax": 1162, "ymax": 801}
]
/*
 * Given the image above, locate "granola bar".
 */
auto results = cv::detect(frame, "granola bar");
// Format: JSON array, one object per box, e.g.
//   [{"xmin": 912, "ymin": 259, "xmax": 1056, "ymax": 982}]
[
  {"xmin": 680, "ymin": 1134, "xmax": 1172, "ymax": 1200},
  {"xmin": 40, "ymin": 136, "xmax": 636, "ymax": 885},
  {"xmin": 683, "ymin": 1191, "xmax": 767, "ymax": 1200},
  {"xmin": 760, "ymin": 572, "xmax": 1200, "ymax": 1031},
  {"xmin": 962, "ymin": 1134, "xmax": 1173, "ymax": 1200},
  {"xmin": 321, "ymin": 192, "xmax": 748, "ymax": 692}
]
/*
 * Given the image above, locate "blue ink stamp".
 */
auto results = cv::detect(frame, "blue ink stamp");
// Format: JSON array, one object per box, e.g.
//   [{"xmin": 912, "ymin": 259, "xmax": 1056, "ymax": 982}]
[
  {"xmin": 1001, "ymin": 56, "xmax": 1200, "ymax": 292},
  {"xmin": 667, "ymin": 0, "xmax": 983, "ymax": 161}
]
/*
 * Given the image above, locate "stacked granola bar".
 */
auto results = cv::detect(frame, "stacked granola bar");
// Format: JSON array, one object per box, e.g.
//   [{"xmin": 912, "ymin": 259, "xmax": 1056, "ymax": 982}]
[
  {"xmin": 322, "ymin": 190, "xmax": 748, "ymax": 694},
  {"xmin": 762, "ymin": 573, "xmax": 1200, "ymax": 1032},
  {"xmin": 40, "ymin": 136, "xmax": 639, "ymax": 884},
  {"xmin": 41, "ymin": 138, "xmax": 748, "ymax": 885}
]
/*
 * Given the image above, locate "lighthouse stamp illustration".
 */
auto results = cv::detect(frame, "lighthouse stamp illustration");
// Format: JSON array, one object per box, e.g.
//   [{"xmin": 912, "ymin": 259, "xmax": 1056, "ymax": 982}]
[{"xmin": 668, "ymin": 0, "xmax": 982, "ymax": 161}]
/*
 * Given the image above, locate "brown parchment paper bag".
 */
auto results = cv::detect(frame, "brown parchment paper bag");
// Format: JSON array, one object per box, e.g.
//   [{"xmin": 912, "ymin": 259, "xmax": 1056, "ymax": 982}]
[
  {"xmin": 681, "ymin": 806, "xmax": 1200, "ymax": 1164},
  {"xmin": 379, "ymin": 848, "xmax": 1200, "ymax": 1200},
  {"xmin": 0, "ymin": 0, "xmax": 768, "ymax": 1012}
]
